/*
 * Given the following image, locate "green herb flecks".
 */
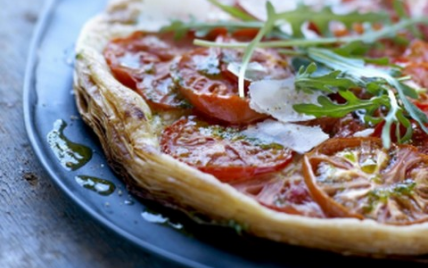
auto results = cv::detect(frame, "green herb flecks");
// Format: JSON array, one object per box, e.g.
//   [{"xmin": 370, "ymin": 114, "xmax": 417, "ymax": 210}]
[{"xmin": 366, "ymin": 179, "xmax": 417, "ymax": 211}]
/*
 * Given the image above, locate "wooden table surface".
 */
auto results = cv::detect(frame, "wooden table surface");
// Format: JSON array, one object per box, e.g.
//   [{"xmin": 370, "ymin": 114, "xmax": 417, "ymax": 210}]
[{"xmin": 0, "ymin": 1, "xmax": 183, "ymax": 267}]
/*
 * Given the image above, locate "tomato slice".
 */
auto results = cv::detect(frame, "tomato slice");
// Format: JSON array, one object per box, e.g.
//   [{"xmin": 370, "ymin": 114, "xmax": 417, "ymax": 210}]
[
  {"xmin": 332, "ymin": 114, "xmax": 367, "ymax": 138},
  {"xmin": 160, "ymin": 117, "xmax": 294, "ymax": 182},
  {"xmin": 403, "ymin": 63, "xmax": 428, "ymax": 88},
  {"xmin": 402, "ymin": 40, "xmax": 428, "ymax": 63},
  {"xmin": 104, "ymin": 31, "xmax": 194, "ymax": 109},
  {"xmin": 232, "ymin": 171, "xmax": 325, "ymax": 217},
  {"xmin": 397, "ymin": 41, "xmax": 428, "ymax": 84},
  {"xmin": 303, "ymin": 137, "xmax": 428, "ymax": 225},
  {"xmin": 173, "ymin": 46, "xmax": 290, "ymax": 124}
]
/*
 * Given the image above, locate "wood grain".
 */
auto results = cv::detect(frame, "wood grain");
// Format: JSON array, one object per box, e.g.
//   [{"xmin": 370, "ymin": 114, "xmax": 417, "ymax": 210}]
[{"xmin": 0, "ymin": 1, "xmax": 183, "ymax": 267}]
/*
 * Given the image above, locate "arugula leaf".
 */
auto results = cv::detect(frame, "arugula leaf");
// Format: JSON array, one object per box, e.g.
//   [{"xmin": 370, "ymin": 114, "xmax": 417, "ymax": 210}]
[
  {"xmin": 307, "ymin": 48, "xmax": 418, "ymax": 94},
  {"xmin": 333, "ymin": 41, "xmax": 370, "ymax": 57},
  {"xmin": 160, "ymin": 19, "xmax": 263, "ymax": 39},
  {"xmin": 195, "ymin": 17, "xmax": 428, "ymax": 49},
  {"xmin": 302, "ymin": 48, "xmax": 428, "ymax": 148},
  {"xmin": 307, "ymin": 47, "xmax": 391, "ymax": 80},
  {"xmin": 237, "ymin": 1, "xmax": 277, "ymax": 98},
  {"xmin": 293, "ymin": 90, "xmax": 388, "ymax": 118},
  {"xmin": 392, "ymin": 79, "xmax": 428, "ymax": 131},
  {"xmin": 295, "ymin": 63, "xmax": 359, "ymax": 93},
  {"xmin": 206, "ymin": 0, "xmax": 255, "ymax": 21},
  {"xmin": 333, "ymin": 42, "xmax": 392, "ymax": 66},
  {"xmin": 276, "ymin": 5, "xmax": 389, "ymax": 37},
  {"xmin": 393, "ymin": 0, "xmax": 422, "ymax": 38}
]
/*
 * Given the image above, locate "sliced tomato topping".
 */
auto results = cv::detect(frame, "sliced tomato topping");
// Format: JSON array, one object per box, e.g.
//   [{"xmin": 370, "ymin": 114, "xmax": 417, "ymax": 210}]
[
  {"xmin": 173, "ymin": 46, "xmax": 290, "ymax": 124},
  {"xmin": 303, "ymin": 137, "xmax": 428, "ymax": 225},
  {"xmin": 332, "ymin": 114, "xmax": 367, "ymax": 138},
  {"xmin": 396, "ymin": 40, "xmax": 428, "ymax": 87},
  {"xmin": 232, "ymin": 171, "xmax": 325, "ymax": 217},
  {"xmin": 160, "ymin": 117, "xmax": 294, "ymax": 182},
  {"xmin": 104, "ymin": 31, "xmax": 194, "ymax": 109},
  {"xmin": 402, "ymin": 40, "xmax": 428, "ymax": 63},
  {"xmin": 403, "ymin": 63, "xmax": 428, "ymax": 88}
]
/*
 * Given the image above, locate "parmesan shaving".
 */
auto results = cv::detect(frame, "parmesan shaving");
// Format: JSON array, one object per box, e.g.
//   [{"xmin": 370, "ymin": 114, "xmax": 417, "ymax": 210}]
[
  {"xmin": 249, "ymin": 77, "xmax": 323, "ymax": 123},
  {"xmin": 243, "ymin": 119, "xmax": 329, "ymax": 154},
  {"xmin": 353, "ymin": 129, "xmax": 375, "ymax": 138}
]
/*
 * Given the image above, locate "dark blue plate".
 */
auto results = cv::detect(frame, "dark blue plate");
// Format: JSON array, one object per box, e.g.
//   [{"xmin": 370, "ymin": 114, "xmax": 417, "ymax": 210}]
[{"xmin": 23, "ymin": 1, "xmax": 424, "ymax": 267}]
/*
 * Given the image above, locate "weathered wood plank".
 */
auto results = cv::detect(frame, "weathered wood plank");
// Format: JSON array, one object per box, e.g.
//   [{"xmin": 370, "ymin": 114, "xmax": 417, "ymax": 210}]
[{"xmin": 0, "ymin": 1, "xmax": 181, "ymax": 267}]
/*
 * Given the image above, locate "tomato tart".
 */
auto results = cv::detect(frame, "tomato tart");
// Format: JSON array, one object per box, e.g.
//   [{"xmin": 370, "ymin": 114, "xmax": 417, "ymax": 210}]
[{"xmin": 74, "ymin": 0, "xmax": 428, "ymax": 256}]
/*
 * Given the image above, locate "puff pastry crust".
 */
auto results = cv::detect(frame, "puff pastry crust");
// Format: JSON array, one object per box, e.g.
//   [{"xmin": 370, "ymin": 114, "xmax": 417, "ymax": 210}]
[{"xmin": 73, "ymin": 0, "xmax": 428, "ymax": 257}]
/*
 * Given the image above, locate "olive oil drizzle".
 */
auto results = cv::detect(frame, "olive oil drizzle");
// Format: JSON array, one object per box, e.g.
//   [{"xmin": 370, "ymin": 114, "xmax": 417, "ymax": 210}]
[
  {"xmin": 75, "ymin": 175, "xmax": 116, "ymax": 196},
  {"xmin": 47, "ymin": 119, "xmax": 92, "ymax": 171}
]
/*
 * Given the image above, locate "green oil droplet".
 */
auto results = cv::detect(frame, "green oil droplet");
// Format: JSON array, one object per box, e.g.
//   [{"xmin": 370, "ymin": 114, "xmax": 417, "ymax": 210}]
[
  {"xmin": 47, "ymin": 120, "xmax": 92, "ymax": 171},
  {"xmin": 343, "ymin": 152, "xmax": 357, "ymax": 163},
  {"xmin": 361, "ymin": 159, "xmax": 377, "ymax": 174},
  {"xmin": 75, "ymin": 175, "xmax": 116, "ymax": 196}
]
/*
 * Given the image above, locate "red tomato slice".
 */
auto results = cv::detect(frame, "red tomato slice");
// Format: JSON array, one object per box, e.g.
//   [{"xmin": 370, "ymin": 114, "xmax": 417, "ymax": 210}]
[
  {"xmin": 403, "ymin": 63, "xmax": 428, "ymax": 88},
  {"xmin": 332, "ymin": 114, "xmax": 367, "ymax": 138},
  {"xmin": 303, "ymin": 137, "xmax": 428, "ymax": 225},
  {"xmin": 173, "ymin": 46, "xmax": 290, "ymax": 124},
  {"xmin": 402, "ymin": 40, "xmax": 428, "ymax": 63},
  {"xmin": 232, "ymin": 172, "xmax": 325, "ymax": 217},
  {"xmin": 160, "ymin": 117, "xmax": 294, "ymax": 182},
  {"xmin": 104, "ymin": 31, "xmax": 194, "ymax": 110}
]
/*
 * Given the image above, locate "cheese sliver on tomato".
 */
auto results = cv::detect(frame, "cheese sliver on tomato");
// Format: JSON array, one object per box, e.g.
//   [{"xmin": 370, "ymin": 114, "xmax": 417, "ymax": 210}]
[
  {"xmin": 249, "ymin": 77, "xmax": 324, "ymax": 123},
  {"xmin": 242, "ymin": 119, "xmax": 329, "ymax": 154}
]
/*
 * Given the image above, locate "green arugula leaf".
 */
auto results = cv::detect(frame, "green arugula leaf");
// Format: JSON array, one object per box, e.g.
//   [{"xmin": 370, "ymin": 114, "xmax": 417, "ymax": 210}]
[
  {"xmin": 333, "ymin": 42, "xmax": 393, "ymax": 66},
  {"xmin": 195, "ymin": 17, "xmax": 428, "ymax": 49},
  {"xmin": 307, "ymin": 47, "xmax": 389, "ymax": 80},
  {"xmin": 307, "ymin": 48, "xmax": 418, "ymax": 95},
  {"xmin": 276, "ymin": 5, "xmax": 389, "ymax": 37},
  {"xmin": 293, "ymin": 90, "xmax": 388, "ymax": 118},
  {"xmin": 160, "ymin": 19, "xmax": 263, "ymax": 39},
  {"xmin": 295, "ymin": 63, "xmax": 359, "ymax": 93},
  {"xmin": 207, "ymin": 0, "xmax": 255, "ymax": 21},
  {"xmin": 393, "ymin": 0, "xmax": 422, "ymax": 38},
  {"xmin": 237, "ymin": 1, "xmax": 277, "ymax": 98},
  {"xmin": 303, "ymin": 48, "xmax": 428, "ymax": 147},
  {"xmin": 333, "ymin": 41, "xmax": 370, "ymax": 57}
]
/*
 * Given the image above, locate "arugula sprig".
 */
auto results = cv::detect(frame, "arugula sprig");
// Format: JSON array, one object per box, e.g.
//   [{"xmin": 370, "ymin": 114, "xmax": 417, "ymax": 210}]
[
  {"xmin": 295, "ymin": 63, "xmax": 359, "ymax": 93},
  {"xmin": 206, "ymin": 0, "xmax": 255, "ymax": 21},
  {"xmin": 293, "ymin": 90, "xmax": 389, "ymax": 118},
  {"xmin": 161, "ymin": 20, "xmax": 264, "ymax": 39},
  {"xmin": 194, "ymin": 17, "xmax": 428, "ymax": 49},
  {"xmin": 392, "ymin": 0, "xmax": 422, "ymax": 39},
  {"xmin": 294, "ymin": 48, "xmax": 428, "ymax": 148},
  {"xmin": 236, "ymin": 2, "xmax": 277, "ymax": 98},
  {"xmin": 275, "ymin": 5, "xmax": 389, "ymax": 37}
]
